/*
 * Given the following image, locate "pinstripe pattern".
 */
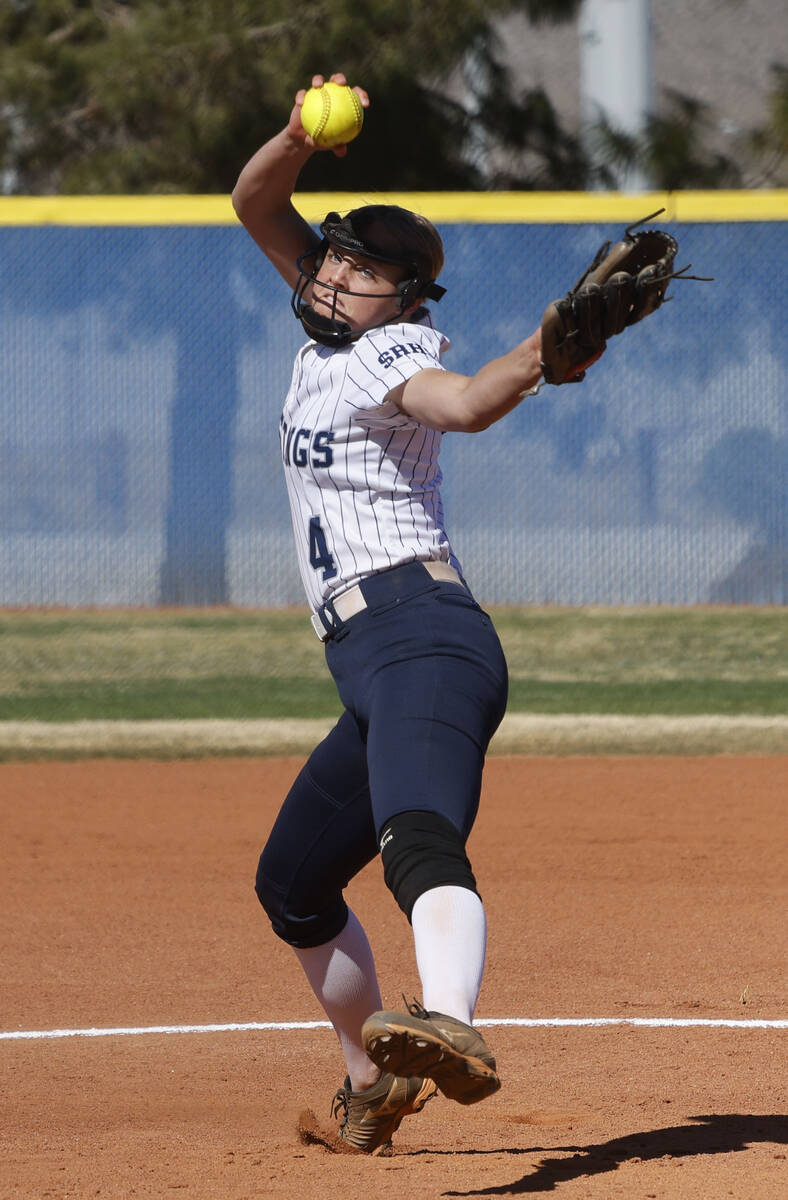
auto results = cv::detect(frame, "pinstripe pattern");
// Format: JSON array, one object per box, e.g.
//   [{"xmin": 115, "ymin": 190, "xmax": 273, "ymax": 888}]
[{"xmin": 280, "ymin": 315, "xmax": 462, "ymax": 612}]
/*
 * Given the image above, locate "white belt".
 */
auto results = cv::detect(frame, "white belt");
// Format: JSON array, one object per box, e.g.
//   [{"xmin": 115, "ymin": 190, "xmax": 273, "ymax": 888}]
[{"xmin": 311, "ymin": 561, "xmax": 464, "ymax": 641}]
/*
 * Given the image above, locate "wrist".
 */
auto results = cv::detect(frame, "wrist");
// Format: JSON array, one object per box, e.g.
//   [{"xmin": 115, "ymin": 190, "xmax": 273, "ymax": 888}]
[
  {"xmin": 515, "ymin": 331, "xmax": 543, "ymax": 390},
  {"xmin": 281, "ymin": 125, "xmax": 314, "ymax": 159}
]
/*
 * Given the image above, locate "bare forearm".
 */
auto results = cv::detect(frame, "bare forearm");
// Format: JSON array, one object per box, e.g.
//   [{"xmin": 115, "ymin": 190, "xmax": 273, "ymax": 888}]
[
  {"xmin": 394, "ymin": 329, "xmax": 543, "ymax": 433},
  {"xmin": 455, "ymin": 331, "xmax": 543, "ymax": 430},
  {"xmin": 232, "ymin": 129, "xmax": 311, "ymax": 223},
  {"xmin": 231, "ymin": 128, "xmax": 317, "ymax": 284},
  {"xmin": 232, "ymin": 74, "xmax": 369, "ymax": 286}
]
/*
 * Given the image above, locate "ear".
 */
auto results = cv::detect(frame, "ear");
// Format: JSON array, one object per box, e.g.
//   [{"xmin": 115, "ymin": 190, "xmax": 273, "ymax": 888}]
[{"xmin": 397, "ymin": 300, "xmax": 430, "ymax": 326}]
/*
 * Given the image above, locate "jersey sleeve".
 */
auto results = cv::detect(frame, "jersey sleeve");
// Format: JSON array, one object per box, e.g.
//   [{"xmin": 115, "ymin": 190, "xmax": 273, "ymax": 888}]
[{"xmin": 348, "ymin": 321, "xmax": 449, "ymax": 429}]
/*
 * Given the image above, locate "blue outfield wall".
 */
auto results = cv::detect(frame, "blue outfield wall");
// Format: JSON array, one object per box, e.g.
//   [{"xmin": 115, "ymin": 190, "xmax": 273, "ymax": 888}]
[{"xmin": 0, "ymin": 193, "xmax": 786, "ymax": 607}]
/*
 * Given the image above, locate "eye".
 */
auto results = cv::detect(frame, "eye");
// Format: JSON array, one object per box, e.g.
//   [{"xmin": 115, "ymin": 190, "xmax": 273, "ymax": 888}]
[{"xmin": 359, "ymin": 265, "xmax": 375, "ymax": 279}]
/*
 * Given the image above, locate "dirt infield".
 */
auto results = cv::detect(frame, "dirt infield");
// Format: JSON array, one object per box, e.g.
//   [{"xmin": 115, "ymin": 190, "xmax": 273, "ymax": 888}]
[{"xmin": 2, "ymin": 755, "xmax": 786, "ymax": 1198}]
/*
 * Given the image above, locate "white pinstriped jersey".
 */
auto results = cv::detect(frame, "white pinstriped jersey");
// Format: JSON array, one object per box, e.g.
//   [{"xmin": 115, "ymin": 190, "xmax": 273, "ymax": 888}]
[{"xmin": 280, "ymin": 313, "xmax": 463, "ymax": 613}]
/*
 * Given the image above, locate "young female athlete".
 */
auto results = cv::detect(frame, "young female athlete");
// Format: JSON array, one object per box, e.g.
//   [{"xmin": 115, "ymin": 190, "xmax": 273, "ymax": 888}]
[{"xmin": 232, "ymin": 72, "xmax": 544, "ymax": 1154}]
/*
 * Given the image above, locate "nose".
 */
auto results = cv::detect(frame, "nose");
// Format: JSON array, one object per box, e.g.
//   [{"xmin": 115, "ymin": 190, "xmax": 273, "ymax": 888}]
[{"xmin": 325, "ymin": 256, "xmax": 349, "ymax": 288}]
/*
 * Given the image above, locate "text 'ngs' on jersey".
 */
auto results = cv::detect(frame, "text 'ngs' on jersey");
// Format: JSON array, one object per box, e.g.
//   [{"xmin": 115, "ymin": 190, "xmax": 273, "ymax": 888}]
[{"xmin": 280, "ymin": 420, "xmax": 335, "ymax": 469}]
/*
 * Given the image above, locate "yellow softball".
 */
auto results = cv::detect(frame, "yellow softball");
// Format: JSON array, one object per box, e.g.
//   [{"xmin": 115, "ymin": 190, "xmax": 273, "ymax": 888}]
[{"xmin": 300, "ymin": 82, "xmax": 364, "ymax": 149}]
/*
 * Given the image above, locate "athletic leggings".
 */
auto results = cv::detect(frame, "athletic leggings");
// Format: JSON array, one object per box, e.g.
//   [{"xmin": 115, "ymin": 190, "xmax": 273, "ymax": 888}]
[{"xmin": 255, "ymin": 562, "xmax": 508, "ymax": 948}]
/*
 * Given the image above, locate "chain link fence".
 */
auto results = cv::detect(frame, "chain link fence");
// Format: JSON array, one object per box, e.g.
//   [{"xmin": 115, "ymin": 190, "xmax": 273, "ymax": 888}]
[{"xmin": 1, "ymin": 202, "xmax": 785, "ymax": 606}]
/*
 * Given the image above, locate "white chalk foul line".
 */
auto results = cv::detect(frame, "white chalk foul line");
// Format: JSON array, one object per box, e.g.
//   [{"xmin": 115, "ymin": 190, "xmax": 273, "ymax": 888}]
[{"xmin": 2, "ymin": 1016, "xmax": 786, "ymax": 1042}]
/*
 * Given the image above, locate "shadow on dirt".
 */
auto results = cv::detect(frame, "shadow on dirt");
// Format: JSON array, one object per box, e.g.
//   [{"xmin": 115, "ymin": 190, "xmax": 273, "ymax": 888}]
[{"xmin": 436, "ymin": 1114, "xmax": 788, "ymax": 1194}]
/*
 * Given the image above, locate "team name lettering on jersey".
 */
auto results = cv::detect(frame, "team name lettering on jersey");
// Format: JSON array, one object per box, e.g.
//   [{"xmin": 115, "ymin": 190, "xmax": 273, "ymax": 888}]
[
  {"xmin": 281, "ymin": 421, "xmax": 334, "ymax": 469},
  {"xmin": 280, "ymin": 319, "xmax": 457, "ymax": 612},
  {"xmin": 377, "ymin": 342, "xmax": 428, "ymax": 369}
]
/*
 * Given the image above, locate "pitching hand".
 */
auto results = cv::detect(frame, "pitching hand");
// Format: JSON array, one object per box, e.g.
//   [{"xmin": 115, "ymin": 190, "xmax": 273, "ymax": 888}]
[{"xmin": 288, "ymin": 73, "xmax": 369, "ymax": 157}]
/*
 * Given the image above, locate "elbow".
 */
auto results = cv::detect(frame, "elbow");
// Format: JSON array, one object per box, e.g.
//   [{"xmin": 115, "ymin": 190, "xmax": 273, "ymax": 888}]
[
  {"xmin": 447, "ymin": 397, "xmax": 492, "ymax": 434},
  {"xmin": 456, "ymin": 408, "xmax": 494, "ymax": 434},
  {"xmin": 451, "ymin": 387, "xmax": 506, "ymax": 433},
  {"xmin": 438, "ymin": 409, "xmax": 490, "ymax": 433},
  {"xmin": 231, "ymin": 182, "xmax": 246, "ymax": 220},
  {"xmin": 231, "ymin": 168, "xmax": 256, "ymax": 222}
]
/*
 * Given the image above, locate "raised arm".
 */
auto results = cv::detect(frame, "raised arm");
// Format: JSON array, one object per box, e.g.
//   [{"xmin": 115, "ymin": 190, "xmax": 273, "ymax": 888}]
[{"xmin": 231, "ymin": 73, "xmax": 369, "ymax": 289}]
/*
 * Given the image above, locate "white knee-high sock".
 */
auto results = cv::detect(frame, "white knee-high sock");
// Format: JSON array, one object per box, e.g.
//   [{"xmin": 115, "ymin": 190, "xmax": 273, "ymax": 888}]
[
  {"xmin": 411, "ymin": 885, "xmax": 487, "ymax": 1025},
  {"xmin": 293, "ymin": 908, "xmax": 383, "ymax": 1091}
]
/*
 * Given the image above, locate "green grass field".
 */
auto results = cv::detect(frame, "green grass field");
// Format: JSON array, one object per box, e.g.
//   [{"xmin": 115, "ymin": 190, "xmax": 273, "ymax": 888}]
[{"xmin": 0, "ymin": 607, "xmax": 785, "ymax": 721}]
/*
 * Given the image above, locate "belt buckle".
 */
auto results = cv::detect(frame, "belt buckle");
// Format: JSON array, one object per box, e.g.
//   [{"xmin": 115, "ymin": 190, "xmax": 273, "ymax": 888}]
[{"xmin": 310, "ymin": 612, "xmax": 330, "ymax": 642}]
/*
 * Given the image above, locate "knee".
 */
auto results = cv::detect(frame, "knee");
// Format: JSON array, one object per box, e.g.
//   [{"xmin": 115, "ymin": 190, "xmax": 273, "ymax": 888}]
[
  {"xmin": 254, "ymin": 850, "xmax": 349, "ymax": 949},
  {"xmin": 253, "ymin": 853, "xmax": 287, "ymax": 932},
  {"xmin": 379, "ymin": 809, "xmax": 479, "ymax": 922}
]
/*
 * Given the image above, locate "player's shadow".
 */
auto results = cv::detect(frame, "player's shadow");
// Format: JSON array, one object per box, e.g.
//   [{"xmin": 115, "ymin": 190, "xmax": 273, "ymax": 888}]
[{"xmin": 439, "ymin": 1114, "xmax": 788, "ymax": 1195}]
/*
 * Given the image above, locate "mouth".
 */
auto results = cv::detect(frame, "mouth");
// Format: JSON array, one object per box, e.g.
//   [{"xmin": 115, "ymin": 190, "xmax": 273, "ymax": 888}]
[{"xmin": 312, "ymin": 290, "xmax": 345, "ymax": 318}]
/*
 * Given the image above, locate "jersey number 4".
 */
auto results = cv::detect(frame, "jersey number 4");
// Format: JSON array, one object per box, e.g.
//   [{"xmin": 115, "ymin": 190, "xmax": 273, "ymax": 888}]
[{"xmin": 308, "ymin": 516, "xmax": 337, "ymax": 581}]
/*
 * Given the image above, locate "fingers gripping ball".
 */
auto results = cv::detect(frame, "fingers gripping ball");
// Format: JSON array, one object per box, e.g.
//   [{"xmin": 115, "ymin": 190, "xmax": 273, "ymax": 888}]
[{"xmin": 301, "ymin": 82, "xmax": 364, "ymax": 148}]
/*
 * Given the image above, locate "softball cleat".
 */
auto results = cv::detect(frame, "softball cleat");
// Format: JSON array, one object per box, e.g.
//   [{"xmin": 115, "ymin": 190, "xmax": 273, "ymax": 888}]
[
  {"xmin": 330, "ymin": 1071, "xmax": 437, "ymax": 1154},
  {"xmin": 362, "ymin": 998, "xmax": 501, "ymax": 1106}
]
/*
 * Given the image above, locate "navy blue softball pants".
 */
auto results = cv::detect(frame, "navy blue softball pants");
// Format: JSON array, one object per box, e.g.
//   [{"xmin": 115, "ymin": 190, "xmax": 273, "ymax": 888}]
[{"xmin": 255, "ymin": 562, "xmax": 508, "ymax": 949}]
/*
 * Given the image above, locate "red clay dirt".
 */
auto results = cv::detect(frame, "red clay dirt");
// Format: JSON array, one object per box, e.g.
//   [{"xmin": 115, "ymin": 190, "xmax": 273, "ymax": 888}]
[{"xmin": 1, "ymin": 755, "xmax": 786, "ymax": 1198}]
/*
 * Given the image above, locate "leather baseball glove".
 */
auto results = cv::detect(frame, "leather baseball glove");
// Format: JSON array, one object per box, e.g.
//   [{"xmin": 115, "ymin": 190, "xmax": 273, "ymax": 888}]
[{"xmin": 540, "ymin": 210, "xmax": 695, "ymax": 386}]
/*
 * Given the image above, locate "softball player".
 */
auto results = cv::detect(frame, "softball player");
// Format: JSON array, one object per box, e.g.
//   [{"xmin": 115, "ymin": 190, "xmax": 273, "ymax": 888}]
[{"xmin": 233, "ymin": 73, "xmax": 543, "ymax": 1153}]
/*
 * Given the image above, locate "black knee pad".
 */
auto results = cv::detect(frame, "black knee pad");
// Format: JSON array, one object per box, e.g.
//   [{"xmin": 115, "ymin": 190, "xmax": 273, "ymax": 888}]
[
  {"xmin": 255, "ymin": 852, "xmax": 349, "ymax": 949},
  {"xmin": 379, "ymin": 809, "xmax": 478, "ymax": 921}
]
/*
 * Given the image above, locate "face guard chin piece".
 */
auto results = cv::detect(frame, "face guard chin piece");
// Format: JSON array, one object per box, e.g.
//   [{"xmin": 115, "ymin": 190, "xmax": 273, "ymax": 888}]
[
  {"xmin": 290, "ymin": 254, "xmax": 383, "ymax": 348},
  {"xmin": 291, "ymin": 210, "xmax": 446, "ymax": 347}
]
